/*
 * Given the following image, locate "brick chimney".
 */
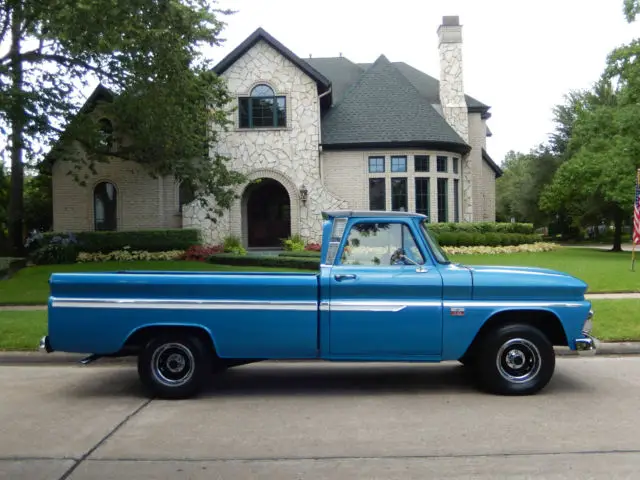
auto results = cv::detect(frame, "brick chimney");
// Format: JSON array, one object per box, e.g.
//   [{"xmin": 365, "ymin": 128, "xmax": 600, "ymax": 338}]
[{"xmin": 437, "ymin": 15, "xmax": 468, "ymax": 143}]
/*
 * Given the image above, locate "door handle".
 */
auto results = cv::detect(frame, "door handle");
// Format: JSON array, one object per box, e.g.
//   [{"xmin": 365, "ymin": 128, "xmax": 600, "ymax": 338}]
[{"xmin": 334, "ymin": 274, "xmax": 357, "ymax": 281}]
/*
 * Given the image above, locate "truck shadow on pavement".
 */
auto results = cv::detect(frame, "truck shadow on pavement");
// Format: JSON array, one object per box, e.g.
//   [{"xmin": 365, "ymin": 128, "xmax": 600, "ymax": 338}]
[{"xmin": 69, "ymin": 360, "xmax": 595, "ymax": 399}]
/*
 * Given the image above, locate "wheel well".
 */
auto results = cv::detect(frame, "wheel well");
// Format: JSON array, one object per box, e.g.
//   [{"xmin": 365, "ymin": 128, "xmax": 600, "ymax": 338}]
[
  {"xmin": 122, "ymin": 325, "xmax": 217, "ymax": 357},
  {"xmin": 463, "ymin": 309, "xmax": 568, "ymax": 359}
]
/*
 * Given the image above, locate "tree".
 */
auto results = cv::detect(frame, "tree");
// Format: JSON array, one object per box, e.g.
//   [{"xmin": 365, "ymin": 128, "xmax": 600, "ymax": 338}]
[
  {"xmin": 540, "ymin": 81, "xmax": 640, "ymax": 251},
  {"xmin": 624, "ymin": 0, "xmax": 640, "ymax": 22},
  {"xmin": 496, "ymin": 90, "xmax": 586, "ymax": 229},
  {"xmin": 0, "ymin": 0, "xmax": 244, "ymax": 254},
  {"xmin": 0, "ymin": 163, "xmax": 8, "ymax": 253}
]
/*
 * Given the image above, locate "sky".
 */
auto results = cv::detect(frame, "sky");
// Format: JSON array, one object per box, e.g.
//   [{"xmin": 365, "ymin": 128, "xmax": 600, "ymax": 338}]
[{"xmin": 211, "ymin": 0, "xmax": 639, "ymax": 164}]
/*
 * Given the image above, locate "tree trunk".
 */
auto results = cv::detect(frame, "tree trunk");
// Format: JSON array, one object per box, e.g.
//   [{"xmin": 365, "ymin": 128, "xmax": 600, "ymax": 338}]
[
  {"xmin": 612, "ymin": 206, "xmax": 623, "ymax": 252},
  {"xmin": 8, "ymin": 2, "xmax": 25, "ymax": 256}
]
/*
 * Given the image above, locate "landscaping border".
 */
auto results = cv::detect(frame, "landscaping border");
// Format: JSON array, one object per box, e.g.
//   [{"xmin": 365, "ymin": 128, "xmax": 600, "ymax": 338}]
[{"xmin": 0, "ymin": 258, "xmax": 27, "ymax": 281}]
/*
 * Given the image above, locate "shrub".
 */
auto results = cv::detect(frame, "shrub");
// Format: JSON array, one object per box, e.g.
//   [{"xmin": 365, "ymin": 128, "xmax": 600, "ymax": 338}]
[
  {"xmin": 433, "ymin": 231, "xmax": 542, "ymax": 247},
  {"xmin": 208, "ymin": 253, "xmax": 318, "ymax": 270},
  {"xmin": 40, "ymin": 229, "xmax": 201, "ymax": 253},
  {"xmin": 77, "ymin": 249, "xmax": 185, "ymax": 262},
  {"xmin": 282, "ymin": 234, "xmax": 306, "ymax": 252},
  {"xmin": 25, "ymin": 231, "xmax": 79, "ymax": 265},
  {"xmin": 427, "ymin": 222, "xmax": 535, "ymax": 235},
  {"xmin": 222, "ymin": 235, "xmax": 247, "ymax": 256},
  {"xmin": 305, "ymin": 242, "xmax": 322, "ymax": 252},
  {"xmin": 278, "ymin": 250, "xmax": 322, "ymax": 258},
  {"xmin": 181, "ymin": 244, "xmax": 223, "ymax": 262}
]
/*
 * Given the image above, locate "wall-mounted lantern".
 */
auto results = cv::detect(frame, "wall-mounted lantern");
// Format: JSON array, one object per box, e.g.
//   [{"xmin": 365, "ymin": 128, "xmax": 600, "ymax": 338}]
[{"xmin": 300, "ymin": 185, "xmax": 308, "ymax": 205}]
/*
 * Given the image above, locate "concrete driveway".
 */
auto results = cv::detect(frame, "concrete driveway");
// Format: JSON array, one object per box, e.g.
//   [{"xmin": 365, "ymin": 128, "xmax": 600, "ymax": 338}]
[{"xmin": 1, "ymin": 357, "xmax": 640, "ymax": 479}]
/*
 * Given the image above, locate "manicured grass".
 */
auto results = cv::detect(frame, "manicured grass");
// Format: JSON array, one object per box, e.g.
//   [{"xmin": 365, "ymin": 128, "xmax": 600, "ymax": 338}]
[
  {"xmin": 590, "ymin": 299, "xmax": 640, "ymax": 342},
  {"xmin": 0, "ymin": 311, "xmax": 47, "ymax": 351},
  {"xmin": 0, "ymin": 298, "xmax": 637, "ymax": 351},
  {"xmin": 450, "ymin": 248, "xmax": 640, "ymax": 293},
  {"xmin": 0, "ymin": 260, "xmax": 314, "ymax": 305}
]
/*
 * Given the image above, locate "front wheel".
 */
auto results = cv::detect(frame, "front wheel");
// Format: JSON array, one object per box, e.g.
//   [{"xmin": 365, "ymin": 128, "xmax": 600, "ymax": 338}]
[
  {"xmin": 138, "ymin": 333, "xmax": 212, "ymax": 400},
  {"xmin": 475, "ymin": 324, "xmax": 555, "ymax": 396}
]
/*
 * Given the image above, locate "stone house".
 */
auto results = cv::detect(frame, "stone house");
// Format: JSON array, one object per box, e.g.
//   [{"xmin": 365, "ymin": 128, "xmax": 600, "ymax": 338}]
[{"xmin": 50, "ymin": 15, "xmax": 502, "ymax": 248}]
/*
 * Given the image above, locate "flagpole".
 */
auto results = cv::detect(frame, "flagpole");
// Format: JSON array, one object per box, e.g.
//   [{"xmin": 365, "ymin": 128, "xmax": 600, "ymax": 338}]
[{"xmin": 632, "ymin": 168, "xmax": 640, "ymax": 272}]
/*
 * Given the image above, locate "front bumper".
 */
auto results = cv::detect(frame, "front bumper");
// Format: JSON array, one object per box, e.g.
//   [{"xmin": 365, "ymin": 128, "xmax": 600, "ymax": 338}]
[
  {"xmin": 39, "ymin": 335, "xmax": 54, "ymax": 353},
  {"xmin": 575, "ymin": 334, "xmax": 598, "ymax": 356},
  {"xmin": 574, "ymin": 309, "xmax": 597, "ymax": 355}
]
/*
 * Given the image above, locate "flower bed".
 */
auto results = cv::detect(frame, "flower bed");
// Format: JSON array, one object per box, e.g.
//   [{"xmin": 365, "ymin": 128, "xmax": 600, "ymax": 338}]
[{"xmin": 442, "ymin": 242, "xmax": 561, "ymax": 256}]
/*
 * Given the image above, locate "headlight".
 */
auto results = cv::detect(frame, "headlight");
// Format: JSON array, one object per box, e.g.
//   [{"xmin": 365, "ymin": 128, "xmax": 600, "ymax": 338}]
[{"xmin": 583, "ymin": 309, "xmax": 594, "ymax": 334}]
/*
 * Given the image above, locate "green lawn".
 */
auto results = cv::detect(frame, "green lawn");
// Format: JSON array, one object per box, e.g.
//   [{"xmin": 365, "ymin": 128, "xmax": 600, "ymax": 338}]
[
  {"xmin": 0, "ymin": 260, "xmax": 313, "ymax": 305},
  {"xmin": 450, "ymin": 248, "xmax": 640, "ymax": 293},
  {"xmin": 1, "ymin": 298, "xmax": 637, "ymax": 351}
]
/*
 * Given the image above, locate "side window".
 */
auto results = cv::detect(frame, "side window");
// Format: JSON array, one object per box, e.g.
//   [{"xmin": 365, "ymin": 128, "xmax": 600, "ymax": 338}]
[{"xmin": 340, "ymin": 222, "xmax": 425, "ymax": 266}]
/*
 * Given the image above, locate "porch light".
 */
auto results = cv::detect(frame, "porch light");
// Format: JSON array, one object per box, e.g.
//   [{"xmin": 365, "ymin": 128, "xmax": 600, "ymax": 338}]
[{"xmin": 300, "ymin": 185, "xmax": 308, "ymax": 205}]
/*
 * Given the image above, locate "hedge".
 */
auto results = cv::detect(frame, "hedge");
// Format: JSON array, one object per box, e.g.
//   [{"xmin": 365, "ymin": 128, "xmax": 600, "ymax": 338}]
[
  {"xmin": 208, "ymin": 254, "xmax": 319, "ymax": 270},
  {"xmin": 41, "ymin": 229, "xmax": 201, "ymax": 253},
  {"xmin": 427, "ymin": 222, "xmax": 534, "ymax": 235},
  {"xmin": 434, "ymin": 232, "xmax": 542, "ymax": 247},
  {"xmin": 278, "ymin": 251, "xmax": 322, "ymax": 258}
]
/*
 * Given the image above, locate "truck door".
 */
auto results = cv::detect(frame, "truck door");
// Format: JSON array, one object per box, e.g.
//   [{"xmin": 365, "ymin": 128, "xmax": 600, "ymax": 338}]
[{"xmin": 326, "ymin": 220, "xmax": 443, "ymax": 358}]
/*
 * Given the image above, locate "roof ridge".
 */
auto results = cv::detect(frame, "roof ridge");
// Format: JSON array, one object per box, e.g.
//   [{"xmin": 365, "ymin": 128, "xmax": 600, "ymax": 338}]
[
  {"xmin": 321, "ymin": 55, "xmax": 387, "ymax": 110},
  {"xmin": 382, "ymin": 60, "xmax": 468, "ymax": 145}
]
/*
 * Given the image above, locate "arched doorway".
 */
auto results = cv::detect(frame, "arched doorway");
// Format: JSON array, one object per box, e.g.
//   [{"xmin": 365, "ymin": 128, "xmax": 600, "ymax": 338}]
[{"xmin": 244, "ymin": 178, "xmax": 291, "ymax": 248}]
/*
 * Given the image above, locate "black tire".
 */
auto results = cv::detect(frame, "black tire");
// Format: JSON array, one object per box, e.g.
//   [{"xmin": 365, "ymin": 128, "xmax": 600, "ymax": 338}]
[
  {"xmin": 474, "ymin": 323, "xmax": 555, "ymax": 396},
  {"xmin": 137, "ymin": 332, "xmax": 213, "ymax": 400}
]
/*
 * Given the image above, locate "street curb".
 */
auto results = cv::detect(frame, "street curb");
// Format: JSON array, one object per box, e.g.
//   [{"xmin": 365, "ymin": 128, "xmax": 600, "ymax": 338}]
[{"xmin": 1, "ymin": 343, "xmax": 640, "ymax": 366}]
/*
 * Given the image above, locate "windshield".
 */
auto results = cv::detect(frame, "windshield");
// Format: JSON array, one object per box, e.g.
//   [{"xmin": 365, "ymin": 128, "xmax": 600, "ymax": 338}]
[{"xmin": 420, "ymin": 221, "xmax": 451, "ymax": 264}]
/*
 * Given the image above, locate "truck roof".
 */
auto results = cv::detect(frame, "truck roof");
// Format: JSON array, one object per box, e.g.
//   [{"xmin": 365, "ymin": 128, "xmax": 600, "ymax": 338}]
[{"xmin": 322, "ymin": 210, "xmax": 428, "ymax": 219}]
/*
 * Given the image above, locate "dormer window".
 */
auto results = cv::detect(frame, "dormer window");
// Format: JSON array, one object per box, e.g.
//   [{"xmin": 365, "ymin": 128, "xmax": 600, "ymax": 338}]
[{"xmin": 238, "ymin": 84, "xmax": 286, "ymax": 128}]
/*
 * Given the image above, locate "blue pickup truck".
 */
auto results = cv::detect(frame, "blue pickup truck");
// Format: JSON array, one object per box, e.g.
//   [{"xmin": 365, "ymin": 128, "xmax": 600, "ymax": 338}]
[{"xmin": 40, "ymin": 210, "xmax": 596, "ymax": 399}]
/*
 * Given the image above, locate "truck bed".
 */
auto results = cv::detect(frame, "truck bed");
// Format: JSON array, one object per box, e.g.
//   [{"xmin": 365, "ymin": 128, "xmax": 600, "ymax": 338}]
[{"xmin": 48, "ymin": 270, "xmax": 321, "ymax": 358}]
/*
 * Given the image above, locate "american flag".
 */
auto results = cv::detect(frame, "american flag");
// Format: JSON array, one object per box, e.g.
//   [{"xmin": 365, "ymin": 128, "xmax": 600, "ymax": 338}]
[{"xmin": 634, "ymin": 168, "xmax": 640, "ymax": 245}]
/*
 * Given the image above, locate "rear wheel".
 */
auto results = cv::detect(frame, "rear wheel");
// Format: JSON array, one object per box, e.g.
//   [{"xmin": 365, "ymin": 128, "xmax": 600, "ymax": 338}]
[
  {"xmin": 138, "ymin": 333, "xmax": 212, "ymax": 399},
  {"xmin": 475, "ymin": 323, "xmax": 555, "ymax": 396}
]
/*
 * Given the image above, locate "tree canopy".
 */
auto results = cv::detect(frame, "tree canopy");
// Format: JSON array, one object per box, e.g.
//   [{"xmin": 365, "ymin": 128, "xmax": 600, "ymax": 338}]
[{"xmin": 1, "ymin": 0, "xmax": 244, "ymax": 254}]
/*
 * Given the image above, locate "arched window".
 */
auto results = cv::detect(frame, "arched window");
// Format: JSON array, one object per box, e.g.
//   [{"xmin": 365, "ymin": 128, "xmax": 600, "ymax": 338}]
[
  {"xmin": 94, "ymin": 181, "xmax": 117, "ymax": 231},
  {"xmin": 238, "ymin": 83, "xmax": 286, "ymax": 129}
]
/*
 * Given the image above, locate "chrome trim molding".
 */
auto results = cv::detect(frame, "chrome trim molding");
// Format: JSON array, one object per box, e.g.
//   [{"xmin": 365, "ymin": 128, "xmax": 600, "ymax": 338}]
[
  {"xmin": 51, "ymin": 298, "xmax": 318, "ymax": 311},
  {"xmin": 443, "ymin": 301, "xmax": 586, "ymax": 309}
]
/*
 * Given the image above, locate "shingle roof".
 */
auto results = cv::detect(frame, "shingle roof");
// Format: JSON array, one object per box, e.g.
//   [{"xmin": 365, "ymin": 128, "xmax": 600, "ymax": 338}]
[
  {"xmin": 312, "ymin": 55, "xmax": 470, "ymax": 152},
  {"xmin": 306, "ymin": 58, "xmax": 490, "ymax": 112}
]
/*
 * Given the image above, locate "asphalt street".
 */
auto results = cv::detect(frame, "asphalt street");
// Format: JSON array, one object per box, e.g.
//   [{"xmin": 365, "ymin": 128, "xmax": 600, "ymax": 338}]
[{"xmin": 1, "ymin": 357, "xmax": 640, "ymax": 479}]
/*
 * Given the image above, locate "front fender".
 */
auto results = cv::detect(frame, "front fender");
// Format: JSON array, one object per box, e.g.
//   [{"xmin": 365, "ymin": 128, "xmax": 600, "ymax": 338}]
[{"xmin": 440, "ymin": 300, "xmax": 592, "ymax": 360}]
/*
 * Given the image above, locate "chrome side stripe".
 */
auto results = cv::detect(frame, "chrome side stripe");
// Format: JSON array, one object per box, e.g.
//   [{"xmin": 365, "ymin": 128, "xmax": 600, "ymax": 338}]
[
  {"xmin": 51, "ymin": 298, "xmax": 318, "ymax": 311},
  {"xmin": 51, "ymin": 298, "xmax": 587, "ymax": 312},
  {"xmin": 443, "ymin": 301, "xmax": 585, "ymax": 309}
]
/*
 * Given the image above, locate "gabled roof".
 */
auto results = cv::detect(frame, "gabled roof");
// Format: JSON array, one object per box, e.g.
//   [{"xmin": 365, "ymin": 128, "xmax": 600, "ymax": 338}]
[
  {"xmin": 318, "ymin": 55, "xmax": 470, "ymax": 153},
  {"xmin": 482, "ymin": 148, "xmax": 503, "ymax": 178},
  {"xmin": 212, "ymin": 27, "xmax": 331, "ymax": 91},
  {"xmin": 43, "ymin": 83, "xmax": 115, "ymax": 166}
]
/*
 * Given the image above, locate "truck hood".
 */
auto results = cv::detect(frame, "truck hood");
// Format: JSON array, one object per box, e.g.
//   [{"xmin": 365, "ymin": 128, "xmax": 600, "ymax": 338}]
[{"xmin": 463, "ymin": 264, "xmax": 588, "ymax": 302}]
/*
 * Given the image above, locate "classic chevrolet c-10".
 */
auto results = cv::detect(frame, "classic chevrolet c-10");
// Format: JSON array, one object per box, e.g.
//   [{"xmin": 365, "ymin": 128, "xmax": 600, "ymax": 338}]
[{"xmin": 40, "ymin": 210, "xmax": 597, "ymax": 399}]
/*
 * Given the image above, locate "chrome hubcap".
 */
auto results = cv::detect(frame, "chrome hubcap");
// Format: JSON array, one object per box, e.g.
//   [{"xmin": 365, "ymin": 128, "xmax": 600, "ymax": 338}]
[
  {"xmin": 496, "ymin": 338, "xmax": 541, "ymax": 383},
  {"xmin": 151, "ymin": 343, "xmax": 195, "ymax": 387}
]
